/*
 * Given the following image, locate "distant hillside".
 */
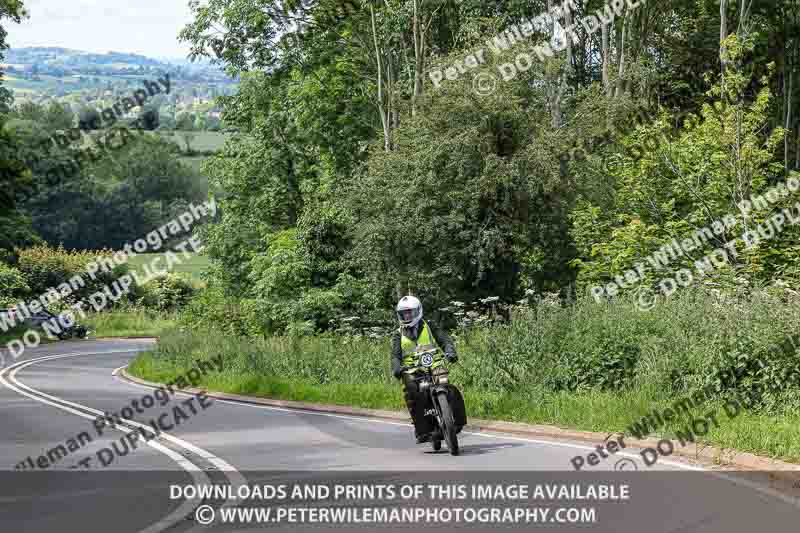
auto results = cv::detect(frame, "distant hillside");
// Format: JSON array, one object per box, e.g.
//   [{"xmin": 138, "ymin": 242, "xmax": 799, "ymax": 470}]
[
  {"xmin": 2, "ymin": 46, "xmax": 238, "ymax": 105},
  {"xmin": 3, "ymin": 46, "xmax": 236, "ymax": 89},
  {"xmin": 5, "ymin": 47, "xmax": 163, "ymax": 68}
]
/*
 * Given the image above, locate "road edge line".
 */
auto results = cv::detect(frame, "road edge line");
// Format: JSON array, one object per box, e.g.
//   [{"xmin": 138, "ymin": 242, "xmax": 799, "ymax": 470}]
[{"xmin": 117, "ymin": 367, "xmax": 800, "ymax": 474}]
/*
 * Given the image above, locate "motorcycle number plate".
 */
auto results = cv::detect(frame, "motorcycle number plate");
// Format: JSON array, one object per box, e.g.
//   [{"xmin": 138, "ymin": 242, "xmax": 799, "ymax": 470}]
[{"xmin": 420, "ymin": 354, "xmax": 434, "ymax": 367}]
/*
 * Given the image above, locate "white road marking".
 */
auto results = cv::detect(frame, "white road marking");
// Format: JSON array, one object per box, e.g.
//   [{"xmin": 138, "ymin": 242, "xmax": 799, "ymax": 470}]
[
  {"xmin": 115, "ymin": 366, "xmax": 699, "ymax": 469},
  {"xmin": 0, "ymin": 350, "xmax": 244, "ymax": 532},
  {"xmin": 14, "ymin": 343, "xmax": 798, "ymax": 517},
  {"xmin": 124, "ymin": 371, "xmax": 800, "ymax": 509}
]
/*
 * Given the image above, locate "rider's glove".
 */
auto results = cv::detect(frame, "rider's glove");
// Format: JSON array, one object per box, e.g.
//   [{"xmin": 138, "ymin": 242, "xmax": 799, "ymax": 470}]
[
  {"xmin": 446, "ymin": 353, "xmax": 458, "ymax": 363},
  {"xmin": 393, "ymin": 367, "xmax": 403, "ymax": 379}
]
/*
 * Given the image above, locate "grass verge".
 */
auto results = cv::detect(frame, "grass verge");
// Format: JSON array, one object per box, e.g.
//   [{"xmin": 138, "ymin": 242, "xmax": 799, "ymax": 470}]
[
  {"xmin": 84, "ymin": 309, "xmax": 178, "ymax": 338},
  {"xmin": 127, "ymin": 252, "xmax": 209, "ymax": 286},
  {"xmin": 128, "ymin": 291, "xmax": 800, "ymax": 466}
]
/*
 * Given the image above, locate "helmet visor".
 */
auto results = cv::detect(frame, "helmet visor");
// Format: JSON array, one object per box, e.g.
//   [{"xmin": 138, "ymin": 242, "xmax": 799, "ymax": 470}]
[
  {"xmin": 397, "ymin": 307, "xmax": 420, "ymax": 325},
  {"xmin": 398, "ymin": 309, "xmax": 414, "ymax": 321}
]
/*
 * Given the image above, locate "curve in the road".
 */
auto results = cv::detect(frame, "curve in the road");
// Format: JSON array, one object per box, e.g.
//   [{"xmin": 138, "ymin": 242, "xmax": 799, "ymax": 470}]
[{"xmin": 0, "ymin": 349, "xmax": 245, "ymax": 533}]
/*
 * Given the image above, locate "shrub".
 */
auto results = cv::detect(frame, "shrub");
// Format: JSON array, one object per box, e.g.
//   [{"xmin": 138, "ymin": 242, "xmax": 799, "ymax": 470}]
[
  {"xmin": 0, "ymin": 263, "xmax": 30, "ymax": 307},
  {"xmin": 139, "ymin": 273, "xmax": 195, "ymax": 311},
  {"xmin": 15, "ymin": 244, "xmax": 130, "ymax": 307},
  {"xmin": 180, "ymin": 284, "xmax": 260, "ymax": 337}
]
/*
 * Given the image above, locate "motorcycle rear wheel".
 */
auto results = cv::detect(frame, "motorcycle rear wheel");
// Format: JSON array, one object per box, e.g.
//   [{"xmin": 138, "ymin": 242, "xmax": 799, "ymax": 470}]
[{"xmin": 436, "ymin": 392, "xmax": 460, "ymax": 456}]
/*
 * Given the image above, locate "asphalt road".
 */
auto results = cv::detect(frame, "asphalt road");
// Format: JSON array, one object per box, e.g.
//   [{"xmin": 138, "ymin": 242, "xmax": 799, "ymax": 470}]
[{"xmin": 2, "ymin": 340, "xmax": 800, "ymax": 533}]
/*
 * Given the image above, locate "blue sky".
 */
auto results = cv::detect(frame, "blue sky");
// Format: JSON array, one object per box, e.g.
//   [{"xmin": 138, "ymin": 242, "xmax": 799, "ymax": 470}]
[{"xmin": 8, "ymin": 0, "xmax": 196, "ymax": 59}]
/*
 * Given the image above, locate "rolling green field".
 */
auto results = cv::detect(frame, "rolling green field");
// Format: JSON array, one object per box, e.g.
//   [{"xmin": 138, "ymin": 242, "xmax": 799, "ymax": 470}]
[
  {"xmin": 159, "ymin": 131, "xmax": 229, "ymax": 152},
  {"xmin": 127, "ymin": 252, "xmax": 209, "ymax": 284}
]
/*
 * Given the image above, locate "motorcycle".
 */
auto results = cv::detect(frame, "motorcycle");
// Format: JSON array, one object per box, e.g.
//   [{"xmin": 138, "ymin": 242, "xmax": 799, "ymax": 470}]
[{"xmin": 401, "ymin": 348, "xmax": 467, "ymax": 455}]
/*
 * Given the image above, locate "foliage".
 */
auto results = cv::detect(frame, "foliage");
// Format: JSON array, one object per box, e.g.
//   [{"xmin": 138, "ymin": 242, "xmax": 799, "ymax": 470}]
[
  {"xmin": 0, "ymin": 261, "xmax": 29, "ymax": 306},
  {"xmin": 138, "ymin": 273, "xmax": 195, "ymax": 311},
  {"xmin": 179, "ymin": 283, "xmax": 260, "ymax": 337},
  {"xmin": 83, "ymin": 306, "xmax": 178, "ymax": 338},
  {"xmin": 0, "ymin": 114, "xmax": 38, "ymax": 255},
  {"xmin": 15, "ymin": 244, "xmax": 130, "ymax": 307},
  {"xmin": 570, "ymin": 39, "xmax": 799, "ymax": 293},
  {"xmin": 14, "ymin": 123, "xmax": 206, "ymax": 250},
  {"xmin": 140, "ymin": 287, "xmax": 800, "ymax": 418}
]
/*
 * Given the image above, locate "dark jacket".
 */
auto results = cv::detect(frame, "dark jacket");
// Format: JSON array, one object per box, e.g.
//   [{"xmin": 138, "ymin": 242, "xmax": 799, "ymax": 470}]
[{"xmin": 390, "ymin": 319, "xmax": 456, "ymax": 378}]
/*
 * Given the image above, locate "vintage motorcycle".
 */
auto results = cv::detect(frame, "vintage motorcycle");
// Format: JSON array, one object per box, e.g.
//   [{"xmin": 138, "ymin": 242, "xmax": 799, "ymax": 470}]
[{"xmin": 401, "ymin": 348, "xmax": 467, "ymax": 455}]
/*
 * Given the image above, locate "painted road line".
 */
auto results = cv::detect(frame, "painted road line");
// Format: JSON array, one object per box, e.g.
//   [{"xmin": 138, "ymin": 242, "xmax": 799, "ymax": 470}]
[{"xmin": 0, "ymin": 351, "xmax": 208, "ymax": 533}]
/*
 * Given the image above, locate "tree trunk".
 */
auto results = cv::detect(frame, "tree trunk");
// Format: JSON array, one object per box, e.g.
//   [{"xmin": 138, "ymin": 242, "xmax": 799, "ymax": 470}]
[
  {"xmin": 565, "ymin": 4, "xmax": 574, "ymax": 71},
  {"xmin": 786, "ymin": 68, "xmax": 793, "ymax": 174},
  {"xmin": 615, "ymin": 8, "xmax": 628, "ymax": 98},
  {"xmin": 412, "ymin": 0, "xmax": 423, "ymax": 117},
  {"xmin": 601, "ymin": 23, "xmax": 610, "ymax": 95},
  {"xmin": 720, "ymin": 0, "xmax": 728, "ymax": 91},
  {"xmin": 738, "ymin": 0, "xmax": 753, "ymax": 36},
  {"xmin": 370, "ymin": 5, "xmax": 392, "ymax": 151}
]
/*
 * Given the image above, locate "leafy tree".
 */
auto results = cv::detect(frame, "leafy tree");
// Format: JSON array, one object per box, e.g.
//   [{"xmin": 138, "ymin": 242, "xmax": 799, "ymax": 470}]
[
  {"xmin": 43, "ymin": 101, "xmax": 74, "ymax": 131},
  {"xmin": 571, "ymin": 36, "xmax": 797, "ymax": 291}
]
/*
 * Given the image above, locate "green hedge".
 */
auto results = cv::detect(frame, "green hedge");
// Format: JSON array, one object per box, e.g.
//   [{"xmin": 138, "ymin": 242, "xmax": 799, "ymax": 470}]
[
  {"xmin": 15, "ymin": 244, "xmax": 130, "ymax": 307},
  {"xmin": 138, "ymin": 273, "xmax": 194, "ymax": 311},
  {"xmin": 0, "ymin": 263, "xmax": 30, "ymax": 307}
]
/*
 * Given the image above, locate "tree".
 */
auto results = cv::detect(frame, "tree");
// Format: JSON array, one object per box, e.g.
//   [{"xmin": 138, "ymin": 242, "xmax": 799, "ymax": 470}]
[
  {"xmin": 176, "ymin": 111, "xmax": 195, "ymax": 131},
  {"xmin": 0, "ymin": 0, "xmax": 24, "ymax": 112},
  {"xmin": 12, "ymin": 101, "xmax": 46, "ymax": 122},
  {"xmin": 43, "ymin": 101, "xmax": 74, "ymax": 131},
  {"xmin": 175, "ymin": 111, "xmax": 196, "ymax": 152},
  {"xmin": 571, "ymin": 39, "xmax": 796, "ymax": 290}
]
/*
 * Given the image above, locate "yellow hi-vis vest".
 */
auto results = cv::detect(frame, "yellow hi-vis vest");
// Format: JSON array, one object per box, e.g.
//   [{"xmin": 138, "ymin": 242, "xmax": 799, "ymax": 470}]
[{"xmin": 400, "ymin": 321, "xmax": 440, "ymax": 369}]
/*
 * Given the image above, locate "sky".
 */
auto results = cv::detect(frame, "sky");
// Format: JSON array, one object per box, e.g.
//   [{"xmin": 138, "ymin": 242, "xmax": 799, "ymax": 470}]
[{"xmin": 8, "ymin": 0, "xmax": 196, "ymax": 59}]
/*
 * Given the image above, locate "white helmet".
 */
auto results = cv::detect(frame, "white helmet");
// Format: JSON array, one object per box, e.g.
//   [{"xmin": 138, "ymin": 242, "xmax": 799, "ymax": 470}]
[{"xmin": 396, "ymin": 295, "xmax": 422, "ymax": 327}]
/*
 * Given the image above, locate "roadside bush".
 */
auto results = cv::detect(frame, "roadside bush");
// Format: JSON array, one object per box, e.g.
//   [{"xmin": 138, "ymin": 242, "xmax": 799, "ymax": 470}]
[
  {"xmin": 180, "ymin": 284, "xmax": 261, "ymax": 337},
  {"xmin": 139, "ymin": 273, "xmax": 195, "ymax": 311},
  {"xmin": 15, "ymin": 244, "xmax": 129, "ymax": 306},
  {"xmin": 0, "ymin": 263, "xmax": 30, "ymax": 306}
]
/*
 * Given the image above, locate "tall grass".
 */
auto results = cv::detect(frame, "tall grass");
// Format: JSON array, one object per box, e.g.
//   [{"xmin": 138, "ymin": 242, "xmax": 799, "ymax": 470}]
[
  {"xmin": 85, "ymin": 308, "xmax": 178, "ymax": 337},
  {"xmin": 130, "ymin": 289, "xmax": 800, "ymax": 462}
]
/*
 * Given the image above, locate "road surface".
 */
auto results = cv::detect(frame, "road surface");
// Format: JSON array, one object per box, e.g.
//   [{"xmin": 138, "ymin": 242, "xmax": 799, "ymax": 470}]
[{"xmin": 1, "ymin": 340, "xmax": 799, "ymax": 532}]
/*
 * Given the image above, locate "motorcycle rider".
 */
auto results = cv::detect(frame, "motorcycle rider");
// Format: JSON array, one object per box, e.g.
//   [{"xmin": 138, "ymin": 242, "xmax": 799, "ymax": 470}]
[{"xmin": 391, "ymin": 295, "xmax": 457, "ymax": 443}]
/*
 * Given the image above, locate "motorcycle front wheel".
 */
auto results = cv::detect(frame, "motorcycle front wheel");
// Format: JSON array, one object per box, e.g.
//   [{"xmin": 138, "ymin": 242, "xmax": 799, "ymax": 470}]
[{"xmin": 436, "ymin": 392, "xmax": 460, "ymax": 456}]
